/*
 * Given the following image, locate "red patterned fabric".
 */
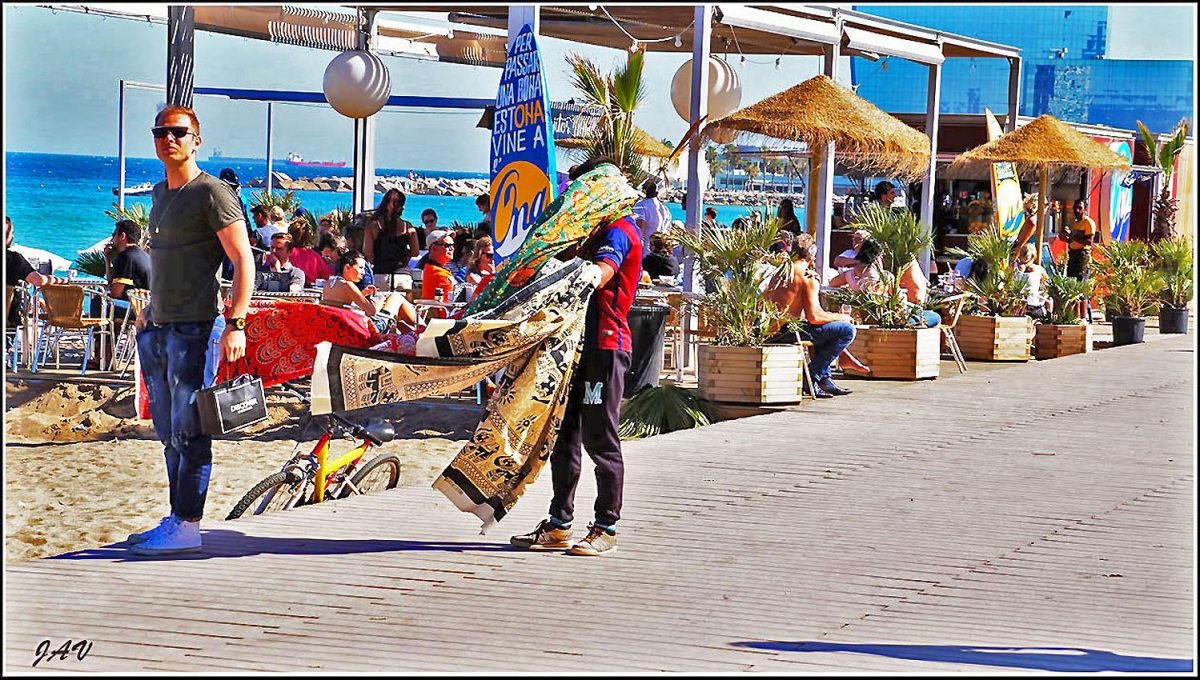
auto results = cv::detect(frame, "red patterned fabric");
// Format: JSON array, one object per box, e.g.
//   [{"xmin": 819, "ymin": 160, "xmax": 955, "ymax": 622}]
[{"xmin": 217, "ymin": 300, "xmax": 382, "ymax": 387}]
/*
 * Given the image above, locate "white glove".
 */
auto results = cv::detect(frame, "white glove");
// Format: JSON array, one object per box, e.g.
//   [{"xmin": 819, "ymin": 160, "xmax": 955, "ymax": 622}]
[{"xmin": 580, "ymin": 262, "xmax": 604, "ymax": 288}]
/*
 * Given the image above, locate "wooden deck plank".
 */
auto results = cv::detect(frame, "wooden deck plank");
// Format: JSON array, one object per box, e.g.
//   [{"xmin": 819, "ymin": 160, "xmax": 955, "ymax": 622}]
[{"xmin": 6, "ymin": 332, "xmax": 1193, "ymax": 672}]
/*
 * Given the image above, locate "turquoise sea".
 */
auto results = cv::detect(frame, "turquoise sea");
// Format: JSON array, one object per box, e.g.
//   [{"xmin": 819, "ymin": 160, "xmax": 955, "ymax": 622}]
[{"xmin": 4, "ymin": 152, "xmax": 769, "ymax": 269}]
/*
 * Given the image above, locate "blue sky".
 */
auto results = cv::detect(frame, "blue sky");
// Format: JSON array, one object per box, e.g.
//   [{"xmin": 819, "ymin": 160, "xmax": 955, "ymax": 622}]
[{"xmin": 3, "ymin": 4, "xmax": 1195, "ymax": 172}]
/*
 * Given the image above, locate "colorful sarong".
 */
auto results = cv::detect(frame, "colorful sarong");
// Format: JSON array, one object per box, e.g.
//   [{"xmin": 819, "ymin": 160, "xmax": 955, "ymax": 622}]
[
  {"xmin": 310, "ymin": 165, "xmax": 639, "ymax": 529},
  {"xmin": 216, "ymin": 299, "xmax": 383, "ymax": 388}
]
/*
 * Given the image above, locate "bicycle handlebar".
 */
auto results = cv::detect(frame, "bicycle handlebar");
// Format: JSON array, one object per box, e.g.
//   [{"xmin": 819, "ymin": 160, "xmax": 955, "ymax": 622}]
[{"xmin": 278, "ymin": 381, "xmax": 383, "ymax": 446}]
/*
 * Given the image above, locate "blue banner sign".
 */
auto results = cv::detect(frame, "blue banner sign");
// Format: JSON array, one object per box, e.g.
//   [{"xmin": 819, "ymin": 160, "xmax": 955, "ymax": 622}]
[{"xmin": 490, "ymin": 25, "xmax": 557, "ymax": 261}]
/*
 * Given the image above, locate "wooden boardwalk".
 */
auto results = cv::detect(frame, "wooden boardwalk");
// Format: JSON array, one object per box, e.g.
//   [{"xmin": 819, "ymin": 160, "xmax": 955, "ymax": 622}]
[{"xmin": 5, "ymin": 332, "xmax": 1195, "ymax": 673}]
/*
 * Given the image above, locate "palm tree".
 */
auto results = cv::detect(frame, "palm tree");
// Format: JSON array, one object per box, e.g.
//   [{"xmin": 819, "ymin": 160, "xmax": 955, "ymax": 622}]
[
  {"xmin": 566, "ymin": 51, "xmax": 648, "ymax": 182},
  {"xmin": 743, "ymin": 161, "xmax": 760, "ymax": 192},
  {"xmin": 1137, "ymin": 118, "xmax": 1190, "ymax": 240}
]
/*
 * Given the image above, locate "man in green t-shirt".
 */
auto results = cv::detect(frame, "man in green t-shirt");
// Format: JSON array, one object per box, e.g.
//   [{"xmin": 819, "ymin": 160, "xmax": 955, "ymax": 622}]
[{"xmin": 127, "ymin": 105, "xmax": 255, "ymax": 556}]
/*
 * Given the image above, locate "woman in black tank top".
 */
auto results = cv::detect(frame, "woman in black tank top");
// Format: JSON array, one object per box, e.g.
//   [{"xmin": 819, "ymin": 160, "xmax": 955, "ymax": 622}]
[{"xmin": 365, "ymin": 188, "xmax": 419, "ymax": 274}]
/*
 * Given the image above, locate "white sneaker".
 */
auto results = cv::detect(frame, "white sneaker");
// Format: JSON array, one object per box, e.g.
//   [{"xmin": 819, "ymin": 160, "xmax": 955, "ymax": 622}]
[
  {"xmin": 127, "ymin": 516, "xmax": 175, "ymax": 545},
  {"xmin": 130, "ymin": 519, "xmax": 202, "ymax": 556}
]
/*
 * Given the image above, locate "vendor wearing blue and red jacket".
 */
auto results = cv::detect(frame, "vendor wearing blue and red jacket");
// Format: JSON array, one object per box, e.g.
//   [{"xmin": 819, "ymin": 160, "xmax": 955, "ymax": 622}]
[{"xmin": 509, "ymin": 158, "xmax": 643, "ymax": 557}]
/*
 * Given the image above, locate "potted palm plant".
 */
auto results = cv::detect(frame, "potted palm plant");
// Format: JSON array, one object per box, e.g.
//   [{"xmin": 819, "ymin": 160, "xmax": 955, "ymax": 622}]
[
  {"xmin": 1137, "ymin": 119, "xmax": 1190, "ymax": 241},
  {"xmin": 831, "ymin": 204, "xmax": 941, "ymax": 380},
  {"xmin": 1152, "ymin": 234, "xmax": 1194, "ymax": 334},
  {"xmin": 1095, "ymin": 240, "xmax": 1165, "ymax": 345},
  {"xmin": 827, "ymin": 271, "xmax": 941, "ymax": 380},
  {"xmin": 1033, "ymin": 253, "xmax": 1094, "ymax": 359},
  {"xmin": 671, "ymin": 212, "xmax": 803, "ymax": 404},
  {"xmin": 948, "ymin": 225, "xmax": 1034, "ymax": 361}
]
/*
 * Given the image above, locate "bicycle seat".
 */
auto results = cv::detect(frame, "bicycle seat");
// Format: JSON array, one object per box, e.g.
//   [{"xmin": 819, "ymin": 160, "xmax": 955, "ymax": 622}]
[{"xmin": 361, "ymin": 418, "xmax": 395, "ymax": 445}]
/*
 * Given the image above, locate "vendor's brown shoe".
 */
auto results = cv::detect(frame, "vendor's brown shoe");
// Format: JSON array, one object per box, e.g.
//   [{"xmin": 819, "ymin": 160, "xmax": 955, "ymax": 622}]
[
  {"xmin": 567, "ymin": 524, "xmax": 617, "ymax": 556},
  {"xmin": 510, "ymin": 519, "xmax": 571, "ymax": 550}
]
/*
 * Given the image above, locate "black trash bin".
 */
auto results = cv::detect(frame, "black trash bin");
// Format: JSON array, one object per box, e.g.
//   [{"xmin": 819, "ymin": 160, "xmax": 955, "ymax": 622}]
[{"xmin": 623, "ymin": 304, "xmax": 669, "ymax": 398}]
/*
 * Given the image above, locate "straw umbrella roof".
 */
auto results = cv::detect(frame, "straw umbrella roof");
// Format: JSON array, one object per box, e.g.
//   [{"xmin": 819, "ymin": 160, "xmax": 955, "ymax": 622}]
[
  {"xmin": 556, "ymin": 126, "xmax": 675, "ymax": 158},
  {"xmin": 950, "ymin": 113, "xmax": 1132, "ymax": 170},
  {"xmin": 701, "ymin": 74, "xmax": 932, "ymax": 180}
]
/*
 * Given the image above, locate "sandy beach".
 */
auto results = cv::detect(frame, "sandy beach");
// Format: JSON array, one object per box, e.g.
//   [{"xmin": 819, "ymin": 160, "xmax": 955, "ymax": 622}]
[{"xmin": 4, "ymin": 379, "xmax": 483, "ymax": 563}]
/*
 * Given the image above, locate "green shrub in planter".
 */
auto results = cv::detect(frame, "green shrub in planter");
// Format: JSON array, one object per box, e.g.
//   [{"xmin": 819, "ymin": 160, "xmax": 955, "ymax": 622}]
[
  {"xmin": 949, "ymin": 225, "xmax": 1027, "ymax": 316},
  {"xmin": 1152, "ymin": 234, "xmax": 1194, "ymax": 333},
  {"xmin": 1043, "ymin": 251, "xmax": 1092, "ymax": 325}
]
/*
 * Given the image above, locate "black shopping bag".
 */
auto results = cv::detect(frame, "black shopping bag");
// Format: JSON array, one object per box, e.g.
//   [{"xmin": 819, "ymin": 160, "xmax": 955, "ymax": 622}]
[{"xmin": 196, "ymin": 374, "xmax": 268, "ymax": 435}]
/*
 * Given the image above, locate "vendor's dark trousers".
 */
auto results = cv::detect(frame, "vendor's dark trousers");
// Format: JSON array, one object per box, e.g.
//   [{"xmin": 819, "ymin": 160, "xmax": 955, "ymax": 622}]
[
  {"xmin": 549, "ymin": 348, "xmax": 630, "ymax": 529},
  {"xmin": 137, "ymin": 320, "xmax": 215, "ymax": 522}
]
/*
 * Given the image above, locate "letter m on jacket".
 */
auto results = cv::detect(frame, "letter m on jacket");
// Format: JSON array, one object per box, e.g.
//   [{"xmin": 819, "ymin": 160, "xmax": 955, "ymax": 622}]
[{"xmin": 583, "ymin": 381, "xmax": 604, "ymax": 405}]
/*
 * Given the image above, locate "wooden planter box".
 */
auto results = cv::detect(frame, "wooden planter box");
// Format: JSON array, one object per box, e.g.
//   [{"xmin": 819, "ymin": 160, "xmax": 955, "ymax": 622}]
[
  {"xmin": 697, "ymin": 344, "xmax": 804, "ymax": 405},
  {"xmin": 1033, "ymin": 323, "xmax": 1093, "ymax": 360},
  {"xmin": 956, "ymin": 314, "xmax": 1034, "ymax": 361},
  {"xmin": 846, "ymin": 326, "xmax": 941, "ymax": 380}
]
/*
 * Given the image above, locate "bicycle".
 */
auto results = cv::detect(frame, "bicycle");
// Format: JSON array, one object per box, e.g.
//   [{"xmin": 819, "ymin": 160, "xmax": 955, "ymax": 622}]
[{"xmin": 226, "ymin": 382, "xmax": 403, "ymax": 520}]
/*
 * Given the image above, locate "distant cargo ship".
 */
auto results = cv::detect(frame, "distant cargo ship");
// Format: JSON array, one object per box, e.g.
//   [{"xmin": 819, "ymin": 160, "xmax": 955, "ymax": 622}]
[
  {"xmin": 285, "ymin": 152, "xmax": 346, "ymax": 168},
  {"xmin": 208, "ymin": 148, "xmax": 264, "ymax": 163}
]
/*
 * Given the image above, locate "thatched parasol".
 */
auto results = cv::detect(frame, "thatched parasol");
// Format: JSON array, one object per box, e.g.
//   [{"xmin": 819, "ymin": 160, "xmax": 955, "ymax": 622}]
[
  {"xmin": 700, "ymin": 74, "xmax": 932, "ymax": 181},
  {"xmin": 557, "ymin": 125, "xmax": 674, "ymax": 158},
  {"xmin": 951, "ymin": 113, "xmax": 1132, "ymax": 254}
]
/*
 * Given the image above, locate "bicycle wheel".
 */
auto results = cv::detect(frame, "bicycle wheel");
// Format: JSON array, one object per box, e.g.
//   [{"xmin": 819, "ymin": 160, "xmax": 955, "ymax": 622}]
[
  {"xmin": 340, "ymin": 454, "xmax": 402, "ymax": 498},
  {"xmin": 226, "ymin": 471, "xmax": 308, "ymax": 520}
]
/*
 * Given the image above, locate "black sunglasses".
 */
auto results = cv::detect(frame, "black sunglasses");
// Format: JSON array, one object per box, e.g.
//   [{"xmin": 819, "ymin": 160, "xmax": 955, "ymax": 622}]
[
  {"xmin": 151, "ymin": 125, "xmax": 194, "ymax": 140},
  {"xmin": 422, "ymin": 218, "xmax": 436, "ymax": 225}
]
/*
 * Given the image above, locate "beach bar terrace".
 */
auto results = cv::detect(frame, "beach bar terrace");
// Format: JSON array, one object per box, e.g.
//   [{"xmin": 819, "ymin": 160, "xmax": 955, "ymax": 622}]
[{"xmin": 49, "ymin": 3, "xmax": 1022, "ymax": 287}]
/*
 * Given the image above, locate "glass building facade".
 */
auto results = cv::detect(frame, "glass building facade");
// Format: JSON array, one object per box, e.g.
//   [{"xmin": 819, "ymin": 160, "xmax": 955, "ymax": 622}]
[{"xmin": 850, "ymin": 5, "xmax": 1194, "ymax": 135}]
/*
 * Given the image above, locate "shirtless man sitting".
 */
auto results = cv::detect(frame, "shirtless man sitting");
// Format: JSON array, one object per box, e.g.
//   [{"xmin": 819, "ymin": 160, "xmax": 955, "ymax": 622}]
[{"xmin": 764, "ymin": 233, "xmax": 859, "ymax": 398}]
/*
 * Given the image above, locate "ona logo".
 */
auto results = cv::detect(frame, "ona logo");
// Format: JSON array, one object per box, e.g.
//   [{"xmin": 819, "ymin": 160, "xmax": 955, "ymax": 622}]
[{"xmin": 492, "ymin": 160, "xmax": 551, "ymax": 259}]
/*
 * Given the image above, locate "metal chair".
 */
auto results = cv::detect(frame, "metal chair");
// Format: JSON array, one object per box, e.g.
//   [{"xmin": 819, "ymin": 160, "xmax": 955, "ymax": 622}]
[
  {"xmin": 33, "ymin": 284, "xmax": 114, "ymax": 375},
  {"xmin": 937, "ymin": 292, "xmax": 972, "ymax": 374},
  {"xmin": 112, "ymin": 288, "xmax": 152, "ymax": 378}
]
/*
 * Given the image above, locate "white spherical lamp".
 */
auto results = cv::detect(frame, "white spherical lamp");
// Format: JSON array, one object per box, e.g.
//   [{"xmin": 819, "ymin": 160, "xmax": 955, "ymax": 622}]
[
  {"xmin": 670, "ymin": 56, "xmax": 743, "ymax": 122},
  {"xmin": 323, "ymin": 50, "xmax": 392, "ymax": 118},
  {"xmin": 709, "ymin": 126, "xmax": 739, "ymax": 144}
]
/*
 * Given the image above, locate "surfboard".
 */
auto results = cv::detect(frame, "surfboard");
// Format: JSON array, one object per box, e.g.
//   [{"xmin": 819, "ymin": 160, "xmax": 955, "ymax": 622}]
[{"xmin": 985, "ymin": 108, "xmax": 1025, "ymax": 238}]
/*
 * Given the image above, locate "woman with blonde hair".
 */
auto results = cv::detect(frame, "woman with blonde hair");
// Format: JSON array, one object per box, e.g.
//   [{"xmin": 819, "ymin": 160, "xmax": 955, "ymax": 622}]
[{"xmin": 1016, "ymin": 242, "xmax": 1051, "ymax": 319}]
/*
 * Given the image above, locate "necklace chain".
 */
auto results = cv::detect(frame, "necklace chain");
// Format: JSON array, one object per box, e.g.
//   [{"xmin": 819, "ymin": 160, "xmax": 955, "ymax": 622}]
[{"xmin": 150, "ymin": 172, "xmax": 201, "ymax": 235}]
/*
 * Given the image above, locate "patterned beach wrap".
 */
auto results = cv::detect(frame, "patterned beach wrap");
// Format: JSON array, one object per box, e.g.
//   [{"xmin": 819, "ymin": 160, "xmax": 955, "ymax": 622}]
[
  {"xmin": 310, "ymin": 259, "xmax": 594, "ymax": 529},
  {"xmin": 309, "ymin": 164, "xmax": 637, "ymax": 530},
  {"xmin": 469, "ymin": 163, "xmax": 639, "ymax": 314}
]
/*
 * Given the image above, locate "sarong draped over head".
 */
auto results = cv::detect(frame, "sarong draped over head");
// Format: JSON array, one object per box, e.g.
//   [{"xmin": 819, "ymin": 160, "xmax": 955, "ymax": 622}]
[{"xmin": 310, "ymin": 164, "xmax": 639, "ymax": 530}]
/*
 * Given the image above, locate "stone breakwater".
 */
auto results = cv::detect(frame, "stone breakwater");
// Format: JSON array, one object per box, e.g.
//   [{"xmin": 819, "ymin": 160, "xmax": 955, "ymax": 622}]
[
  {"xmin": 242, "ymin": 171, "xmax": 806, "ymax": 207},
  {"xmin": 660, "ymin": 186, "xmax": 805, "ymax": 208},
  {"xmin": 243, "ymin": 171, "xmax": 491, "ymax": 197}
]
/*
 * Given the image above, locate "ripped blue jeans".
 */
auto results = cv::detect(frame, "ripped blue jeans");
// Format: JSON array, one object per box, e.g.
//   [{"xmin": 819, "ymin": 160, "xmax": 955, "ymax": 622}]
[{"xmin": 136, "ymin": 319, "xmax": 221, "ymax": 521}]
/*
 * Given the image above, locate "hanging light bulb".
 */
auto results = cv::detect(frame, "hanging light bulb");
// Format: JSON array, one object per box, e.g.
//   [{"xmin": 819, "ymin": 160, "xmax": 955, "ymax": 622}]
[
  {"xmin": 674, "ymin": 33, "xmax": 682, "ymax": 48},
  {"xmin": 588, "ymin": 4, "xmax": 598, "ymax": 11},
  {"xmin": 775, "ymin": 57, "xmax": 782, "ymax": 70}
]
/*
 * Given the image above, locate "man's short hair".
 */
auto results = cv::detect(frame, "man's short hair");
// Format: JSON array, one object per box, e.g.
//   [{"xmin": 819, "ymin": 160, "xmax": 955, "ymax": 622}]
[
  {"xmin": 154, "ymin": 105, "xmax": 200, "ymax": 134},
  {"xmin": 251, "ymin": 205, "xmax": 270, "ymax": 218},
  {"xmin": 114, "ymin": 219, "xmax": 141, "ymax": 243},
  {"xmin": 421, "ymin": 208, "xmax": 437, "ymax": 220},
  {"xmin": 873, "ymin": 181, "xmax": 895, "ymax": 200},
  {"xmin": 476, "ymin": 193, "xmax": 490, "ymax": 210},
  {"xmin": 704, "ymin": 207, "xmax": 718, "ymax": 219},
  {"xmin": 642, "ymin": 179, "xmax": 659, "ymax": 198},
  {"xmin": 793, "ymin": 233, "xmax": 816, "ymax": 261},
  {"xmin": 1073, "ymin": 199, "xmax": 1087, "ymax": 211},
  {"xmin": 271, "ymin": 232, "xmax": 293, "ymax": 251}
]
